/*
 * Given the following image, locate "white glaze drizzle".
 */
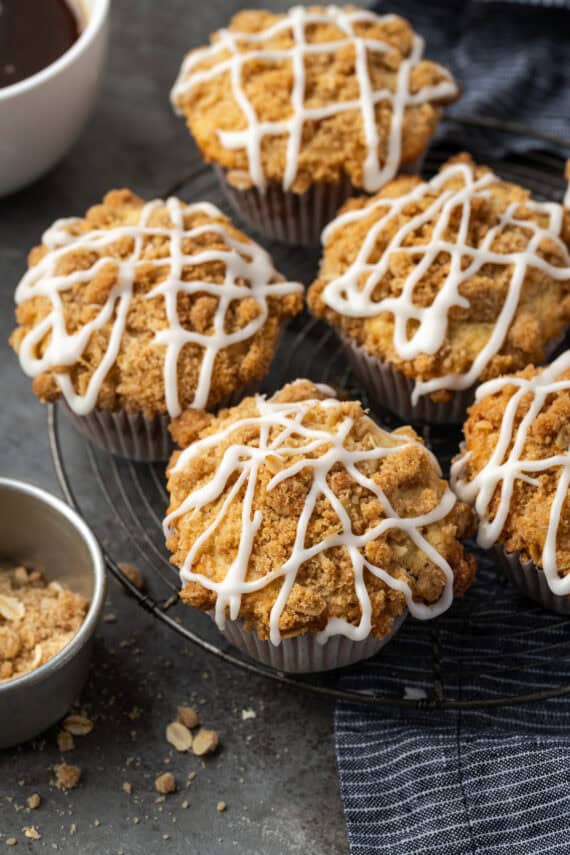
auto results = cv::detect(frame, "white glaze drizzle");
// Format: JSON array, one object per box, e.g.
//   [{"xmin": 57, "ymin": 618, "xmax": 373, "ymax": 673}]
[
  {"xmin": 170, "ymin": 6, "xmax": 458, "ymax": 193},
  {"xmin": 451, "ymin": 350, "xmax": 570, "ymax": 596},
  {"xmin": 15, "ymin": 199, "xmax": 302, "ymax": 417},
  {"xmin": 321, "ymin": 160, "xmax": 570, "ymax": 403},
  {"xmin": 164, "ymin": 385, "xmax": 458, "ymax": 644}
]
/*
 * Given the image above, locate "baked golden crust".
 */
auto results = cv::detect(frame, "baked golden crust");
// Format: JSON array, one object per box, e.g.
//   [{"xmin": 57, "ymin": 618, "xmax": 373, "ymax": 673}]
[
  {"xmin": 308, "ymin": 154, "xmax": 570, "ymax": 402},
  {"xmin": 172, "ymin": 7, "xmax": 458, "ymax": 192},
  {"xmin": 457, "ymin": 363, "xmax": 570, "ymax": 573},
  {"xmin": 10, "ymin": 190, "xmax": 303, "ymax": 418},
  {"xmin": 165, "ymin": 380, "xmax": 476, "ymax": 640}
]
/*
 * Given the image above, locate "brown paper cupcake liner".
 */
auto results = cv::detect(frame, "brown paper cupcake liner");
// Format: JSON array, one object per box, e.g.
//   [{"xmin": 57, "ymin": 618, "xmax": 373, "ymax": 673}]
[
  {"xmin": 215, "ymin": 156, "xmax": 425, "ymax": 247},
  {"xmin": 61, "ymin": 403, "xmax": 173, "ymax": 462},
  {"xmin": 343, "ymin": 326, "xmax": 568, "ymax": 427},
  {"xmin": 214, "ymin": 166, "xmax": 354, "ymax": 246},
  {"xmin": 60, "ymin": 381, "xmax": 263, "ymax": 463},
  {"xmin": 215, "ymin": 610, "xmax": 407, "ymax": 674},
  {"xmin": 343, "ymin": 338, "xmax": 474, "ymax": 425},
  {"xmin": 496, "ymin": 547, "xmax": 570, "ymax": 615},
  {"xmin": 399, "ymin": 152, "xmax": 426, "ymax": 177}
]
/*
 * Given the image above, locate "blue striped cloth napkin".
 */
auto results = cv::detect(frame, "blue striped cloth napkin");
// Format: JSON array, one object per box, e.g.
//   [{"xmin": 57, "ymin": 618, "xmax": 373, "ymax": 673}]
[
  {"xmin": 336, "ymin": 3, "xmax": 570, "ymax": 851},
  {"xmin": 370, "ymin": 0, "xmax": 570, "ymax": 155},
  {"xmin": 336, "ymin": 551, "xmax": 570, "ymax": 853}
]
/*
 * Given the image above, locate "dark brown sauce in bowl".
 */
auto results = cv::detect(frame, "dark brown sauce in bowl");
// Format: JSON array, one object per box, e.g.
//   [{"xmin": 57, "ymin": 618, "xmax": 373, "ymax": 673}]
[{"xmin": 0, "ymin": 0, "xmax": 81, "ymax": 89}]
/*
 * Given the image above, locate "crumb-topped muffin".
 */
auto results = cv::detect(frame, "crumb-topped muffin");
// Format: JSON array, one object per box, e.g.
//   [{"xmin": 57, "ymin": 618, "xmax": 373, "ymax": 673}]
[
  {"xmin": 308, "ymin": 154, "xmax": 570, "ymax": 424},
  {"xmin": 171, "ymin": 6, "xmax": 459, "ymax": 244},
  {"xmin": 164, "ymin": 379, "xmax": 475, "ymax": 671},
  {"xmin": 10, "ymin": 190, "xmax": 303, "ymax": 460},
  {"xmin": 452, "ymin": 351, "xmax": 570, "ymax": 612}
]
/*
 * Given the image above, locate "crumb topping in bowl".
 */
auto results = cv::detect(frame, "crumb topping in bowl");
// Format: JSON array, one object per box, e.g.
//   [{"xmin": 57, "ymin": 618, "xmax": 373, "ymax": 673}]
[{"xmin": 0, "ymin": 565, "xmax": 89, "ymax": 683}]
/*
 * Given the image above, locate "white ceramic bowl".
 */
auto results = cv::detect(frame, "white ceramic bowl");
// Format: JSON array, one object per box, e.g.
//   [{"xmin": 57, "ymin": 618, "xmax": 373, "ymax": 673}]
[{"xmin": 0, "ymin": 0, "xmax": 109, "ymax": 197}]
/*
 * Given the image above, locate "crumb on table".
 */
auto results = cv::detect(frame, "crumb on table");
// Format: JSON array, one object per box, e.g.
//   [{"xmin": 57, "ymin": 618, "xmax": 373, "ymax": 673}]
[{"xmin": 53, "ymin": 763, "xmax": 81, "ymax": 791}]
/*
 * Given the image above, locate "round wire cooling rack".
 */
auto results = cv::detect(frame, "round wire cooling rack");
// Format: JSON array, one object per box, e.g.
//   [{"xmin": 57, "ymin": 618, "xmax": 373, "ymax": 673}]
[{"xmin": 49, "ymin": 115, "xmax": 570, "ymax": 711}]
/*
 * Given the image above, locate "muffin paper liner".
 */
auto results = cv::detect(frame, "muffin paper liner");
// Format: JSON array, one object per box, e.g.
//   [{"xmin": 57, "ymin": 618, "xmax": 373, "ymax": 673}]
[
  {"xmin": 496, "ymin": 547, "xmax": 570, "ymax": 615},
  {"xmin": 215, "ymin": 166, "xmax": 354, "ymax": 246},
  {"xmin": 343, "ymin": 338, "xmax": 474, "ymax": 425},
  {"xmin": 60, "ymin": 381, "xmax": 262, "ymax": 463},
  {"xmin": 342, "ymin": 319, "xmax": 568, "ymax": 427},
  {"xmin": 214, "ymin": 156, "xmax": 424, "ymax": 247},
  {"xmin": 61, "ymin": 403, "xmax": 173, "ymax": 462},
  {"xmin": 215, "ymin": 610, "xmax": 407, "ymax": 674}
]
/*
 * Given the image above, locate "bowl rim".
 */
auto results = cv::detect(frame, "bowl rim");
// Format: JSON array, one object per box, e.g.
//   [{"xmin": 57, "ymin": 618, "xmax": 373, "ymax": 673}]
[
  {"xmin": 0, "ymin": 477, "xmax": 107, "ymax": 695},
  {"xmin": 0, "ymin": 0, "xmax": 110, "ymax": 102}
]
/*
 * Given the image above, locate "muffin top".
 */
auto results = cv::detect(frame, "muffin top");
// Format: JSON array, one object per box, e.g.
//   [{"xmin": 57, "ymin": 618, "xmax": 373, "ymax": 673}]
[
  {"xmin": 308, "ymin": 154, "xmax": 570, "ymax": 404},
  {"xmin": 11, "ymin": 190, "xmax": 303, "ymax": 419},
  {"xmin": 452, "ymin": 351, "xmax": 570, "ymax": 594},
  {"xmin": 170, "ymin": 6, "xmax": 459, "ymax": 193},
  {"xmin": 164, "ymin": 380, "xmax": 475, "ymax": 643}
]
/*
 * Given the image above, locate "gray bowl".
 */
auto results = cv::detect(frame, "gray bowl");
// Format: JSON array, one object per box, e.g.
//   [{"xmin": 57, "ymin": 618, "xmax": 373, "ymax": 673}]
[{"xmin": 0, "ymin": 478, "xmax": 106, "ymax": 749}]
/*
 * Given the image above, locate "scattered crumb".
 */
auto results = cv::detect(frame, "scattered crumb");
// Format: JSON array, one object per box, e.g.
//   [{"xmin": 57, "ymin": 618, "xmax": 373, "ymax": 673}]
[
  {"xmin": 132, "ymin": 817, "xmax": 140, "ymax": 825},
  {"xmin": 177, "ymin": 705, "xmax": 199, "ymax": 729},
  {"xmin": 94, "ymin": 820, "xmax": 101, "ymax": 827},
  {"xmin": 57, "ymin": 731, "xmax": 75, "ymax": 753},
  {"xmin": 118, "ymin": 562, "xmax": 145, "ymax": 591},
  {"xmin": 192, "ymin": 728, "xmax": 219, "ymax": 757},
  {"xmin": 127, "ymin": 706, "xmax": 141, "ymax": 721},
  {"xmin": 23, "ymin": 827, "xmax": 40, "ymax": 840},
  {"xmin": 103, "ymin": 613, "xmax": 117, "ymax": 623},
  {"xmin": 122, "ymin": 783, "xmax": 132, "ymax": 795},
  {"xmin": 166, "ymin": 722, "xmax": 192, "ymax": 752},
  {"xmin": 62, "ymin": 714, "xmax": 93, "ymax": 736},
  {"xmin": 241, "ymin": 708, "xmax": 256, "ymax": 721},
  {"xmin": 181, "ymin": 800, "xmax": 189, "ymax": 809},
  {"xmin": 69, "ymin": 824, "xmax": 76, "ymax": 836},
  {"xmin": 216, "ymin": 801, "xmax": 227, "ymax": 813},
  {"xmin": 187, "ymin": 771, "xmax": 197, "ymax": 782},
  {"xmin": 53, "ymin": 763, "xmax": 81, "ymax": 791},
  {"xmin": 155, "ymin": 773, "xmax": 176, "ymax": 795},
  {"xmin": 5, "ymin": 839, "xmax": 17, "ymax": 847},
  {"xmin": 26, "ymin": 794, "xmax": 40, "ymax": 810}
]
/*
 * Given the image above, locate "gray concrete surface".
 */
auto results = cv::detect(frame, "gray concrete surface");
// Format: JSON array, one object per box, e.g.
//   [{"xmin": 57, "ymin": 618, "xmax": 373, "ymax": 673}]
[{"xmin": 0, "ymin": 2, "xmax": 360, "ymax": 851}]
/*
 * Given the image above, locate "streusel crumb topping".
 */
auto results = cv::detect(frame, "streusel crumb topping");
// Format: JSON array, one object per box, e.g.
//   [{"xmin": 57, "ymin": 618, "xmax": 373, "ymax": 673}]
[
  {"xmin": 171, "ymin": 6, "xmax": 458, "ymax": 192},
  {"xmin": 11, "ymin": 190, "xmax": 303, "ymax": 418},
  {"xmin": 0, "ymin": 566, "xmax": 88, "ymax": 682},
  {"xmin": 309, "ymin": 154, "xmax": 570, "ymax": 403},
  {"xmin": 165, "ymin": 380, "xmax": 475, "ymax": 641},
  {"xmin": 452, "ymin": 355, "xmax": 570, "ymax": 575}
]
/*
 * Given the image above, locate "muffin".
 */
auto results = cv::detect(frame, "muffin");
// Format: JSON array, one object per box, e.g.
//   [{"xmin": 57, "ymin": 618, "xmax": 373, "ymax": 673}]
[
  {"xmin": 452, "ymin": 351, "xmax": 570, "ymax": 613},
  {"xmin": 308, "ymin": 153, "xmax": 570, "ymax": 425},
  {"xmin": 164, "ymin": 379, "xmax": 476, "ymax": 672},
  {"xmin": 10, "ymin": 190, "xmax": 303, "ymax": 461},
  {"xmin": 170, "ymin": 6, "xmax": 459, "ymax": 245}
]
